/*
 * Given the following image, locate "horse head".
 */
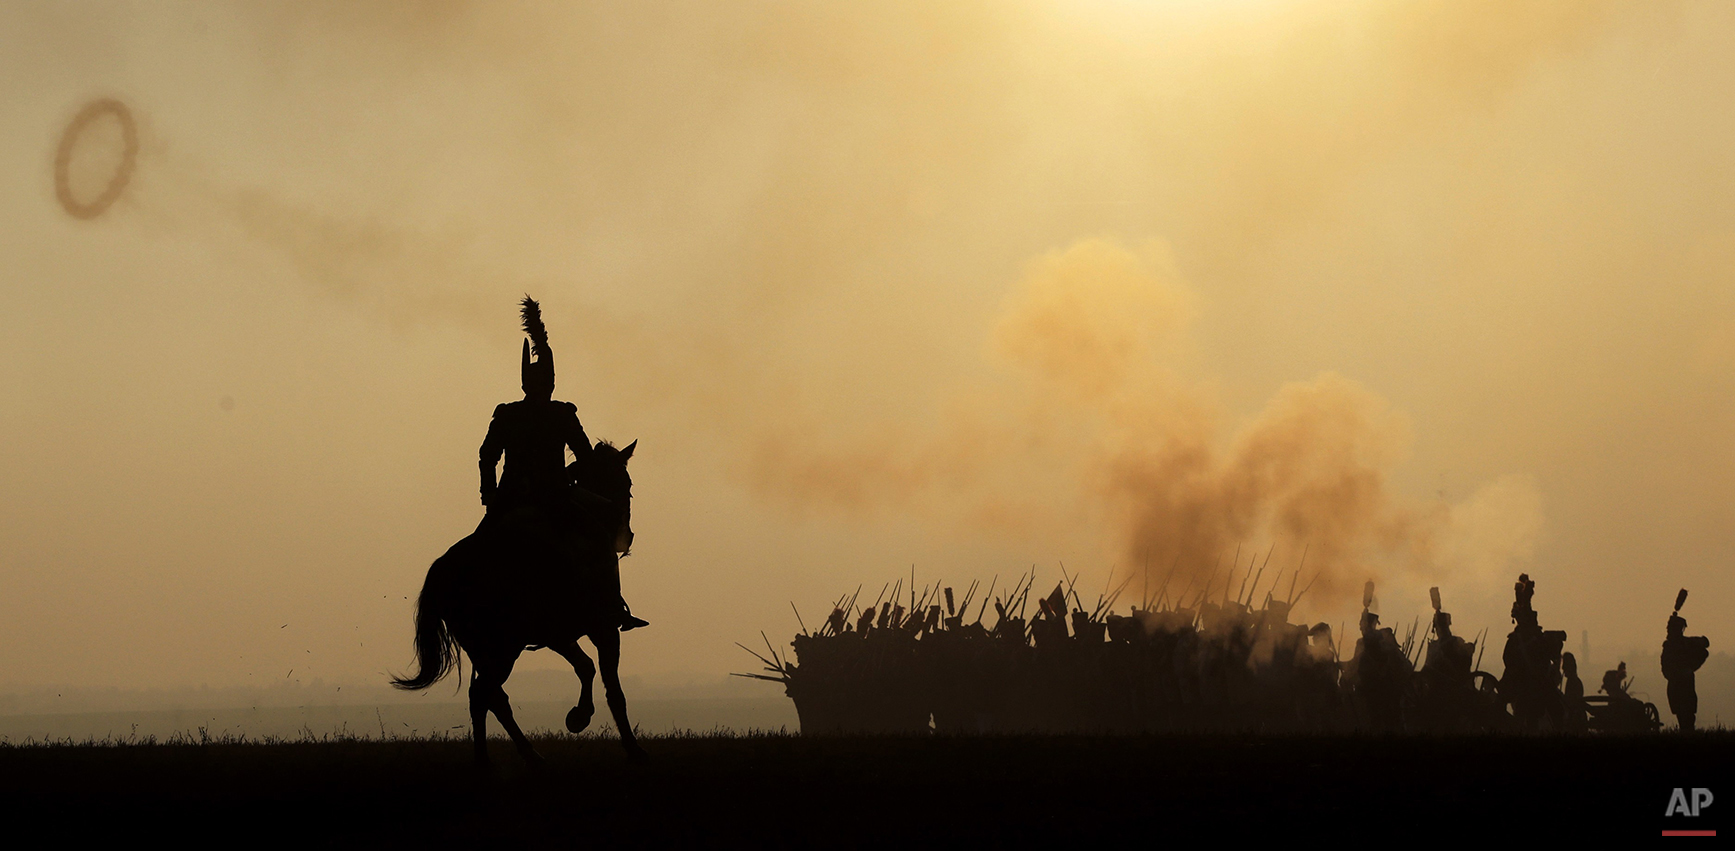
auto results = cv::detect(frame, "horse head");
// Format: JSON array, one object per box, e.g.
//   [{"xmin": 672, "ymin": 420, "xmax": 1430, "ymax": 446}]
[{"xmin": 579, "ymin": 439, "xmax": 636, "ymax": 555}]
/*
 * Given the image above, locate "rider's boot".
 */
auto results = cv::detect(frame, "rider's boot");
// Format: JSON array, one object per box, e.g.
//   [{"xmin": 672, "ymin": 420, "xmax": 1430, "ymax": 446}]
[{"xmin": 619, "ymin": 596, "xmax": 649, "ymax": 632}]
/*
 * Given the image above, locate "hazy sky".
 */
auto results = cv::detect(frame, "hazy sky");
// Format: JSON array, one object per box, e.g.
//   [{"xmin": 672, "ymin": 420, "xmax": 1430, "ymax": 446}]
[{"xmin": 1, "ymin": 0, "xmax": 1730, "ymax": 693}]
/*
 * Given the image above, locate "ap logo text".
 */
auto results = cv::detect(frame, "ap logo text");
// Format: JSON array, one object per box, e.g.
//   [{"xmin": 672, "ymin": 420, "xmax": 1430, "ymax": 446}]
[{"xmin": 1666, "ymin": 788, "xmax": 1714, "ymax": 818}]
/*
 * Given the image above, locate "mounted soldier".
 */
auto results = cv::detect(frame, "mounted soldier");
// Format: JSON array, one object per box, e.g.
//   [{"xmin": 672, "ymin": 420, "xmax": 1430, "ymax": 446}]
[
  {"xmin": 393, "ymin": 297, "xmax": 650, "ymax": 766},
  {"xmin": 478, "ymin": 297, "xmax": 647, "ymax": 632}
]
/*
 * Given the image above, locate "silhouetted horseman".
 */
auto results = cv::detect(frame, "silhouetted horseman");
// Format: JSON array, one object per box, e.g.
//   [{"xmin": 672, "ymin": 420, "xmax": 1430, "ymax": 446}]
[
  {"xmin": 478, "ymin": 297, "xmax": 646, "ymax": 631},
  {"xmin": 393, "ymin": 296, "xmax": 649, "ymax": 767},
  {"xmin": 1660, "ymin": 589, "xmax": 1710, "ymax": 732}
]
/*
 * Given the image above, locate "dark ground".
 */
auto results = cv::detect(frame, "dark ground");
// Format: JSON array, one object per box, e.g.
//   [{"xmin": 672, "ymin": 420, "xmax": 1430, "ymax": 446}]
[{"xmin": 1, "ymin": 732, "xmax": 1728, "ymax": 846}]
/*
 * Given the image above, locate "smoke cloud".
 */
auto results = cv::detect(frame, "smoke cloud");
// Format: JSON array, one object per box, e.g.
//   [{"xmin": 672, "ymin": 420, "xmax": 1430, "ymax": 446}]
[{"xmin": 748, "ymin": 238, "xmax": 1544, "ymax": 612}]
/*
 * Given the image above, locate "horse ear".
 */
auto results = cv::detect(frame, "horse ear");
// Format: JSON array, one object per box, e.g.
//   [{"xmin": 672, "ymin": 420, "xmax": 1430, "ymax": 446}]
[{"xmin": 622, "ymin": 440, "xmax": 637, "ymax": 461}]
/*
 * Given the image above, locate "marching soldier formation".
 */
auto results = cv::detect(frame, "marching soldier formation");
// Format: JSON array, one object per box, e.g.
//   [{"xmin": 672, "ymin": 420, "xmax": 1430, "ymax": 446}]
[{"xmin": 742, "ymin": 571, "xmax": 1713, "ymax": 736}]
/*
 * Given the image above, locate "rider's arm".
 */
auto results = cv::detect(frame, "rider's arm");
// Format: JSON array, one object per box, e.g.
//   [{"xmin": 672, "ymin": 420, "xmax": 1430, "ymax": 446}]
[
  {"xmin": 562, "ymin": 402, "xmax": 592, "ymax": 459},
  {"xmin": 479, "ymin": 404, "xmax": 507, "ymax": 504}
]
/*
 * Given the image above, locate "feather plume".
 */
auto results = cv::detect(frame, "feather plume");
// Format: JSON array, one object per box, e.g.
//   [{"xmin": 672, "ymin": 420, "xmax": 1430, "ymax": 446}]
[{"xmin": 519, "ymin": 296, "xmax": 549, "ymax": 356}]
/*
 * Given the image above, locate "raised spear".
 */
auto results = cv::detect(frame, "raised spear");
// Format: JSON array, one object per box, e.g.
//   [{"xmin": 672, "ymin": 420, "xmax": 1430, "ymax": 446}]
[
  {"xmin": 1226, "ymin": 543, "xmax": 1243, "ymax": 603},
  {"xmin": 1259, "ymin": 567, "xmax": 1285, "ymax": 611},
  {"xmin": 1285, "ymin": 544, "xmax": 1310, "ymax": 606},
  {"xmin": 1290, "ymin": 569, "xmax": 1321, "ymax": 611},
  {"xmin": 958, "ymin": 579, "xmax": 980, "ymax": 616},
  {"xmin": 1171, "ymin": 564, "xmax": 1204, "ymax": 613},
  {"xmin": 915, "ymin": 581, "xmax": 939, "ymax": 615},
  {"xmin": 1243, "ymin": 543, "xmax": 1274, "ymax": 606},
  {"xmin": 1141, "ymin": 550, "xmax": 1150, "ymax": 612},
  {"xmin": 730, "ymin": 672, "xmax": 786, "ymax": 683},
  {"xmin": 736, "ymin": 641, "xmax": 786, "ymax": 680},
  {"xmin": 973, "ymin": 575, "xmax": 998, "ymax": 625},
  {"xmin": 843, "ymin": 584, "xmax": 863, "ymax": 621},
  {"xmin": 1058, "ymin": 561, "xmax": 1082, "ymax": 612},
  {"xmin": 1014, "ymin": 569, "xmax": 1036, "ymax": 619},
  {"xmin": 1152, "ymin": 549, "xmax": 1183, "ymax": 611},
  {"xmin": 761, "ymin": 631, "xmax": 786, "ymax": 673},
  {"xmin": 868, "ymin": 582, "xmax": 890, "ymax": 613},
  {"xmin": 1002, "ymin": 570, "xmax": 1029, "ymax": 610},
  {"xmin": 1096, "ymin": 572, "xmax": 1136, "ymax": 620}
]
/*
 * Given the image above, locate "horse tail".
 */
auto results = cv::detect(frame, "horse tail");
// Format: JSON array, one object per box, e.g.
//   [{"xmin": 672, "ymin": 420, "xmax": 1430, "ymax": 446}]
[{"xmin": 391, "ymin": 555, "xmax": 460, "ymax": 691}]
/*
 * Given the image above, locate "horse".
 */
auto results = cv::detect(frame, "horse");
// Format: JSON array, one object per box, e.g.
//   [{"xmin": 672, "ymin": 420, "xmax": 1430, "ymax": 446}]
[{"xmin": 391, "ymin": 440, "xmax": 646, "ymax": 765}]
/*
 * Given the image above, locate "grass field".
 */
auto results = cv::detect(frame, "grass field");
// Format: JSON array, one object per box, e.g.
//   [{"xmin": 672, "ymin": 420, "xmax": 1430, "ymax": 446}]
[{"xmin": 1, "ymin": 730, "xmax": 1728, "ymax": 845}]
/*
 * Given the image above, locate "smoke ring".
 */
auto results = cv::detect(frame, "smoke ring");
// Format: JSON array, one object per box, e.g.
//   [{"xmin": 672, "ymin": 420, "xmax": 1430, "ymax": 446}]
[{"xmin": 54, "ymin": 98, "xmax": 138, "ymax": 220}]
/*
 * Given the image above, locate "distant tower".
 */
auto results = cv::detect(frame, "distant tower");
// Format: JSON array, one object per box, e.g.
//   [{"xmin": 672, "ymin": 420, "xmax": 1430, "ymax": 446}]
[{"xmin": 1581, "ymin": 630, "xmax": 1590, "ymax": 668}]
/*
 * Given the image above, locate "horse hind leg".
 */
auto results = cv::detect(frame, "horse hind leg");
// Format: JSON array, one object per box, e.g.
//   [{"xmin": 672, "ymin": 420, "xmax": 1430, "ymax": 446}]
[
  {"xmin": 487, "ymin": 658, "xmax": 544, "ymax": 766},
  {"xmin": 467, "ymin": 658, "xmax": 494, "ymax": 766},
  {"xmin": 551, "ymin": 639, "xmax": 597, "ymax": 734},
  {"xmin": 592, "ymin": 630, "xmax": 647, "ymax": 761},
  {"xmin": 471, "ymin": 648, "xmax": 543, "ymax": 767},
  {"xmin": 486, "ymin": 686, "xmax": 544, "ymax": 768}
]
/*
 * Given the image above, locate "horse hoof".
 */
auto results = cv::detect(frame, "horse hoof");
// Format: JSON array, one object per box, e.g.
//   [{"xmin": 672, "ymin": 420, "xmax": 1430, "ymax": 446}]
[
  {"xmin": 566, "ymin": 705, "xmax": 593, "ymax": 734},
  {"xmin": 624, "ymin": 743, "xmax": 650, "ymax": 764},
  {"xmin": 522, "ymin": 750, "xmax": 549, "ymax": 771}
]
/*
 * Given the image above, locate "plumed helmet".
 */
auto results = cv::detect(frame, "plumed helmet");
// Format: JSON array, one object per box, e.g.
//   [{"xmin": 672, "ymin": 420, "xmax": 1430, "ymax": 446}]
[
  {"xmin": 1668, "ymin": 613, "xmax": 1688, "ymax": 634},
  {"xmin": 519, "ymin": 296, "xmax": 554, "ymax": 396}
]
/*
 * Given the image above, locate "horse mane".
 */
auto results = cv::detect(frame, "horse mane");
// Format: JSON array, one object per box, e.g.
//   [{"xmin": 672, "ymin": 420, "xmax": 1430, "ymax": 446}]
[{"xmin": 571, "ymin": 440, "xmax": 626, "ymax": 493}]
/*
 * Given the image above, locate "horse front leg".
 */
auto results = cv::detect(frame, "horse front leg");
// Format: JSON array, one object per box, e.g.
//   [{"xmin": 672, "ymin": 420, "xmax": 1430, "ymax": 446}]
[
  {"xmin": 550, "ymin": 639, "xmax": 597, "ymax": 734},
  {"xmin": 592, "ymin": 630, "xmax": 647, "ymax": 761}
]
